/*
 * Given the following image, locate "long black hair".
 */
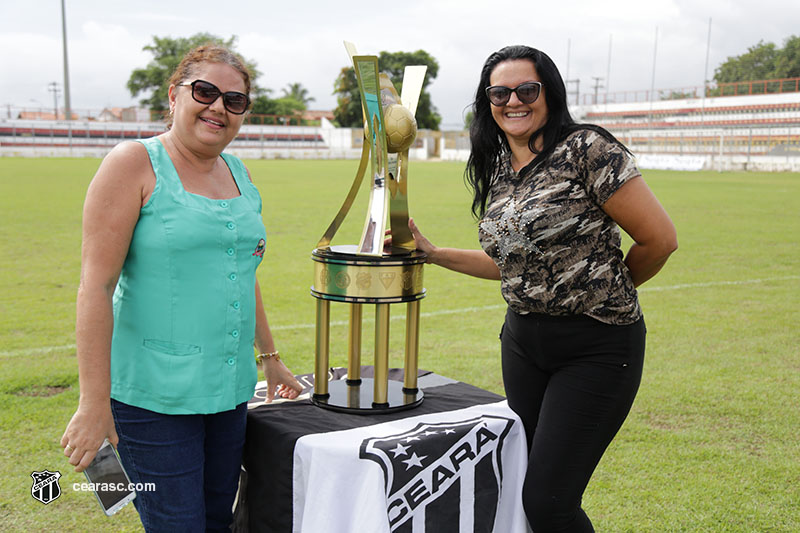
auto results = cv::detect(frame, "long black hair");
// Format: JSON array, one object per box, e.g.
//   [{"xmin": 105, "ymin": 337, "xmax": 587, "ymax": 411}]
[{"xmin": 465, "ymin": 45, "xmax": 624, "ymax": 218}]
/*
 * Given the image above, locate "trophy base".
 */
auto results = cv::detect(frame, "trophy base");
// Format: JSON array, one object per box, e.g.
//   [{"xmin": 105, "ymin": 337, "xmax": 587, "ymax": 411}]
[
  {"xmin": 312, "ymin": 379, "xmax": 423, "ymax": 414},
  {"xmin": 311, "ymin": 246, "xmax": 426, "ymax": 304}
]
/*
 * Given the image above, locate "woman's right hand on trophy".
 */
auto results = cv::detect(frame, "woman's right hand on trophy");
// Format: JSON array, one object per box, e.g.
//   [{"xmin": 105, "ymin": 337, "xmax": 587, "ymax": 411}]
[
  {"xmin": 408, "ymin": 218, "xmax": 437, "ymax": 261},
  {"xmin": 384, "ymin": 218, "xmax": 437, "ymax": 261}
]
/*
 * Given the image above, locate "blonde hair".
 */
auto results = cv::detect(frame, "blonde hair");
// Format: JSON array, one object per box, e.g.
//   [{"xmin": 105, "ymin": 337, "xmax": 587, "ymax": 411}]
[{"xmin": 166, "ymin": 44, "xmax": 251, "ymax": 127}]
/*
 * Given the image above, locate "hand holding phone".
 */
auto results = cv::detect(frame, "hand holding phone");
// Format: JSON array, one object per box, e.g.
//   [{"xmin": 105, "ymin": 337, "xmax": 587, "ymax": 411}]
[{"xmin": 83, "ymin": 439, "xmax": 136, "ymax": 516}]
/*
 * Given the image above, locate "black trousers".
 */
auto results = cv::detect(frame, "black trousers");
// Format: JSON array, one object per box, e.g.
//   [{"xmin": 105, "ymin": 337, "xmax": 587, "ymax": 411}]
[{"xmin": 500, "ymin": 308, "xmax": 646, "ymax": 532}]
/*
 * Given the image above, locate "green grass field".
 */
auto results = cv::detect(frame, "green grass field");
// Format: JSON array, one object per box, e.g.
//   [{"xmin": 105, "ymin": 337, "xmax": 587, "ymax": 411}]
[{"xmin": 1, "ymin": 157, "xmax": 798, "ymax": 532}]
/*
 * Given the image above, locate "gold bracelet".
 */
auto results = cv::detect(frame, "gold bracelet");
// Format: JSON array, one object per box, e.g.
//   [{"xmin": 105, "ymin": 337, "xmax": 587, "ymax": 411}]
[{"xmin": 256, "ymin": 351, "xmax": 280, "ymax": 364}]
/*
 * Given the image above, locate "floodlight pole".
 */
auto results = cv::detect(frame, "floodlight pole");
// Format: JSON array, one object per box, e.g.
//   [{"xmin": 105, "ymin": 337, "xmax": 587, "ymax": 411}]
[
  {"xmin": 605, "ymin": 34, "xmax": 612, "ymax": 107},
  {"xmin": 61, "ymin": 0, "xmax": 72, "ymax": 120},
  {"xmin": 565, "ymin": 38, "xmax": 571, "ymax": 82},
  {"xmin": 648, "ymin": 26, "xmax": 658, "ymax": 151},
  {"xmin": 701, "ymin": 18, "xmax": 712, "ymax": 126}
]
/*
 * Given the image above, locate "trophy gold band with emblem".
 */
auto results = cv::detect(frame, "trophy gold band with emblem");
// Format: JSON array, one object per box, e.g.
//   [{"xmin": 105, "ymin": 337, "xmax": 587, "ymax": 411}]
[{"xmin": 311, "ymin": 42, "xmax": 428, "ymax": 412}]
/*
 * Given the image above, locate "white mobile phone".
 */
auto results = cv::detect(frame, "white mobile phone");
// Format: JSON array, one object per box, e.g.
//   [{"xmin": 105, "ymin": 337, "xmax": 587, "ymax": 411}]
[{"xmin": 83, "ymin": 439, "xmax": 137, "ymax": 516}]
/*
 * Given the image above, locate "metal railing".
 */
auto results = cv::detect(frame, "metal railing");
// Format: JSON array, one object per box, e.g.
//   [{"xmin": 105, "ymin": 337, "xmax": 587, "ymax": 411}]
[{"xmin": 575, "ymin": 77, "xmax": 800, "ymax": 106}]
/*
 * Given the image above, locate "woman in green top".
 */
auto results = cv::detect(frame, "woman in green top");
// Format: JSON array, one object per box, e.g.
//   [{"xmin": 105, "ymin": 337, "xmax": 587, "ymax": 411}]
[{"xmin": 61, "ymin": 44, "xmax": 302, "ymax": 531}]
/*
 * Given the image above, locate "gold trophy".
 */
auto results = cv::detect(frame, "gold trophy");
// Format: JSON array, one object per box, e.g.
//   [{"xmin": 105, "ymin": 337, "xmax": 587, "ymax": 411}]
[{"xmin": 310, "ymin": 41, "xmax": 428, "ymax": 412}]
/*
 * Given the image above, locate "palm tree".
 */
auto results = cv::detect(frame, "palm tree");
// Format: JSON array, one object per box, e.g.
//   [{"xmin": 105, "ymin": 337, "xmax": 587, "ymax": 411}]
[{"xmin": 282, "ymin": 83, "xmax": 315, "ymax": 107}]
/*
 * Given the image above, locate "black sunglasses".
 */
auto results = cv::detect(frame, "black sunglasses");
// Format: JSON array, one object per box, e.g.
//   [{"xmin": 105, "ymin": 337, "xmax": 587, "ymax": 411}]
[
  {"xmin": 179, "ymin": 79, "xmax": 250, "ymax": 115},
  {"xmin": 485, "ymin": 81, "xmax": 543, "ymax": 106}
]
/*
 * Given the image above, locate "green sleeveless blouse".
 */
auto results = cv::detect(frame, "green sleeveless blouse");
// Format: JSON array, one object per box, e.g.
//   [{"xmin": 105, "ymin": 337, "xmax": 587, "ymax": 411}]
[{"xmin": 110, "ymin": 137, "xmax": 266, "ymax": 414}]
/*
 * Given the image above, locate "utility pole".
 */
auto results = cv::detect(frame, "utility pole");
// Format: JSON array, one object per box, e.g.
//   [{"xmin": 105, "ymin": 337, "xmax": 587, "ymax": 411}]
[
  {"xmin": 48, "ymin": 82, "xmax": 61, "ymax": 119},
  {"xmin": 566, "ymin": 79, "xmax": 580, "ymax": 106},
  {"xmin": 591, "ymin": 77, "xmax": 604, "ymax": 105}
]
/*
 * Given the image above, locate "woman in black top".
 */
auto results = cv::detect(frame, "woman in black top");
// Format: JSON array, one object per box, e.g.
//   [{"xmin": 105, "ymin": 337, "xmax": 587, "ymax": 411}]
[{"xmin": 407, "ymin": 45, "xmax": 677, "ymax": 531}]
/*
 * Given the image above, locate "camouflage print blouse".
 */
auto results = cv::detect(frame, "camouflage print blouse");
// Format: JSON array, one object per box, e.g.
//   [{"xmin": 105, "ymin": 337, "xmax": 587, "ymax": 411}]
[{"xmin": 478, "ymin": 128, "xmax": 642, "ymax": 325}]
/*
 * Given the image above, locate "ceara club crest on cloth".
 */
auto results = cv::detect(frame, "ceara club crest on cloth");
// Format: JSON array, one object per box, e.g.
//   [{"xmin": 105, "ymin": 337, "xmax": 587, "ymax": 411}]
[
  {"xmin": 31, "ymin": 470, "xmax": 62, "ymax": 505},
  {"xmin": 360, "ymin": 415, "xmax": 514, "ymax": 532}
]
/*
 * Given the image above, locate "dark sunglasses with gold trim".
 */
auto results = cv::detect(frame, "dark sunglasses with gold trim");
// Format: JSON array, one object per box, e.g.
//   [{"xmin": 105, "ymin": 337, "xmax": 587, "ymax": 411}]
[
  {"xmin": 179, "ymin": 79, "xmax": 250, "ymax": 115},
  {"xmin": 485, "ymin": 81, "xmax": 543, "ymax": 106}
]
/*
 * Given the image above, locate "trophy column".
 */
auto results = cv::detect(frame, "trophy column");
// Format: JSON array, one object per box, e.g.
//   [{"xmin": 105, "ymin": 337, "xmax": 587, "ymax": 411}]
[
  {"xmin": 310, "ymin": 42, "xmax": 429, "ymax": 414},
  {"xmin": 311, "ymin": 247, "xmax": 426, "ymax": 412}
]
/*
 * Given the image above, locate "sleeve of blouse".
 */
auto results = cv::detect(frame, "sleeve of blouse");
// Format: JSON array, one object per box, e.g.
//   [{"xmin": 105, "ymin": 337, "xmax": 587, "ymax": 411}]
[
  {"xmin": 229, "ymin": 154, "xmax": 263, "ymax": 214},
  {"xmin": 579, "ymin": 129, "xmax": 642, "ymax": 206}
]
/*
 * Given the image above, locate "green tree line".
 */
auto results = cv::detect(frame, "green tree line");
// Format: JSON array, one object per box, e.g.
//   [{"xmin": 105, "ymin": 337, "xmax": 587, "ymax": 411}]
[
  {"xmin": 128, "ymin": 33, "xmax": 800, "ymax": 123},
  {"xmin": 712, "ymin": 34, "xmax": 800, "ymax": 95},
  {"xmin": 127, "ymin": 33, "xmax": 440, "ymax": 129}
]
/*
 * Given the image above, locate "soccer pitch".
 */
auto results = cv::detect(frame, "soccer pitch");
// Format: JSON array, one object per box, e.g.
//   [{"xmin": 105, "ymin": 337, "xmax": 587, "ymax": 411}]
[{"xmin": 0, "ymin": 157, "xmax": 798, "ymax": 531}]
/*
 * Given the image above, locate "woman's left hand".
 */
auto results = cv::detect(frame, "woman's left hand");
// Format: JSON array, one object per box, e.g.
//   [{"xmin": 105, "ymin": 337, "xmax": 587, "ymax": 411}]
[{"xmin": 262, "ymin": 357, "xmax": 303, "ymax": 402}]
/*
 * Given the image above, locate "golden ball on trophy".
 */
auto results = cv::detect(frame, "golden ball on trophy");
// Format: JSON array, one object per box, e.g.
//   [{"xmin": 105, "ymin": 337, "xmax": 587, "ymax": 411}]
[{"xmin": 383, "ymin": 104, "xmax": 417, "ymax": 153}]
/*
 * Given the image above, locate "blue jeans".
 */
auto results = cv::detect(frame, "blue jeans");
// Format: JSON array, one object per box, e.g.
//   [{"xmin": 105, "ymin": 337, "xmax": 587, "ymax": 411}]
[{"xmin": 111, "ymin": 399, "xmax": 248, "ymax": 533}]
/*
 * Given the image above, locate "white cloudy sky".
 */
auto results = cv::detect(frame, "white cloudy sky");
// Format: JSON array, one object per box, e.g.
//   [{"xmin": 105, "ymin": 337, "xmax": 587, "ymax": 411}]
[{"xmin": 1, "ymin": 0, "xmax": 797, "ymax": 128}]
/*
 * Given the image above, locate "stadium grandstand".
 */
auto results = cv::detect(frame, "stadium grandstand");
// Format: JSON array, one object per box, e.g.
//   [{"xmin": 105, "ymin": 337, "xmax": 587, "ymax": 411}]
[
  {"xmin": 569, "ymin": 77, "xmax": 800, "ymax": 171},
  {"xmin": 0, "ymin": 116, "xmax": 343, "ymax": 157},
  {"xmin": 2, "ymin": 77, "xmax": 799, "ymax": 171}
]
